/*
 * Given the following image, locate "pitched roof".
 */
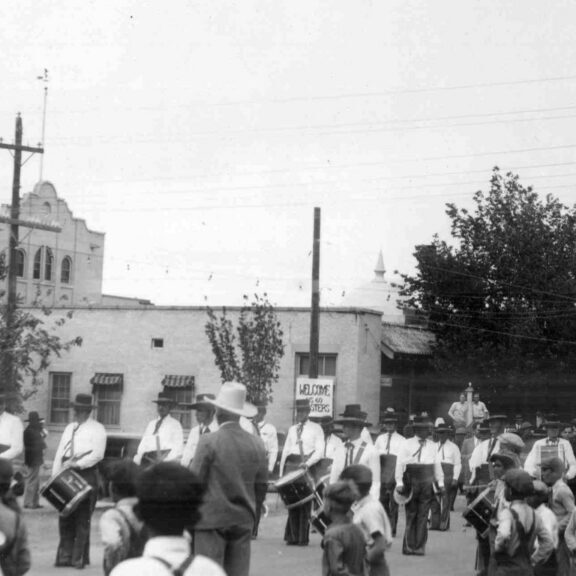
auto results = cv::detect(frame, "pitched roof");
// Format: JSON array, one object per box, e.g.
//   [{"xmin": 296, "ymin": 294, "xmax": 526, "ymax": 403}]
[{"xmin": 381, "ymin": 323, "xmax": 435, "ymax": 358}]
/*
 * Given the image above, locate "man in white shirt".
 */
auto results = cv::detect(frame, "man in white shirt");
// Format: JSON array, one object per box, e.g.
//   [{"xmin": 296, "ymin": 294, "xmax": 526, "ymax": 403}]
[
  {"xmin": 180, "ymin": 394, "xmax": 218, "ymax": 468},
  {"xmin": 471, "ymin": 392, "xmax": 489, "ymax": 422},
  {"xmin": 134, "ymin": 392, "xmax": 184, "ymax": 466},
  {"xmin": 524, "ymin": 420, "xmax": 576, "ymax": 481},
  {"xmin": 429, "ymin": 423, "xmax": 461, "ymax": 531},
  {"xmin": 468, "ymin": 414, "xmax": 507, "ymax": 487},
  {"xmin": 330, "ymin": 405, "xmax": 381, "ymax": 500},
  {"xmin": 279, "ymin": 398, "xmax": 324, "ymax": 546},
  {"xmin": 395, "ymin": 415, "xmax": 444, "ymax": 556},
  {"xmin": 447, "ymin": 392, "xmax": 469, "ymax": 447},
  {"xmin": 374, "ymin": 409, "xmax": 405, "ymax": 537},
  {"xmin": 0, "ymin": 393, "xmax": 23, "ymax": 461},
  {"xmin": 53, "ymin": 393, "xmax": 107, "ymax": 569}
]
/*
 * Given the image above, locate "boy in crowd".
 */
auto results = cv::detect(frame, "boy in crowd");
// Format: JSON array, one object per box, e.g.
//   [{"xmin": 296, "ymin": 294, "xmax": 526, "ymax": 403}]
[
  {"xmin": 100, "ymin": 460, "xmax": 146, "ymax": 575},
  {"xmin": 321, "ymin": 482, "xmax": 367, "ymax": 576},
  {"xmin": 540, "ymin": 457, "xmax": 574, "ymax": 576},
  {"xmin": 340, "ymin": 464, "xmax": 392, "ymax": 576},
  {"xmin": 110, "ymin": 462, "xmax": 225, "ymax": 576}
]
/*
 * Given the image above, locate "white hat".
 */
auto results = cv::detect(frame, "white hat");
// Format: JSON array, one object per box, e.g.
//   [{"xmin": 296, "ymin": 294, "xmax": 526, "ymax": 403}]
[{"xmin": 205, "ymin": 382, "xmax": 257, "ymax": 418}]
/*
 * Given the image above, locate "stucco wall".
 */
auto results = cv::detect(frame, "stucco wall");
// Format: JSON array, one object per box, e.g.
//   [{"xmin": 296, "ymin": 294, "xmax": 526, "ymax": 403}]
[{"xmin": 23, "ymin": 306, "xmax": 382, "ymax": 458}]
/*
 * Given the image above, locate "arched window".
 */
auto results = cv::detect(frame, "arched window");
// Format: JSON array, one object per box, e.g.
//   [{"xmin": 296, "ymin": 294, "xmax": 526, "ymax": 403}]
[
  {"xmin": 44, "ymin": 248, "xmax": 53, "ymax": 281},
  {"xmin": 61, "ymin": 256, "xmax": 72, "ymax": 284},
  {"xmin": 33, "ymin": 249, "xmax": 42, "ymax": 280},
  {"xmin": 15, "ymin": 249, "xmax": 25, "ymax": 278}
]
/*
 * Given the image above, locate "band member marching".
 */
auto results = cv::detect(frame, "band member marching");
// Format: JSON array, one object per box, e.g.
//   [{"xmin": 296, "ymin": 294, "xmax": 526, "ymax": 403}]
[
  {"xmin": 468, "ymin": 414, "xmax": 507, "ymax": 488},
  {"xmin": 524, "ymin": 419, "xmax": 576, "ymax": 481},
  {"xmin": 374, "ymin": 409, "xmax": 405, "ymax": 537},
  {"xmin": 134, "ymin": 392, "xmax": 183, "ymax": 466},
  {"xmin": 52, "ymin": 393, "xmax": 107, "ymax": 569},
  {"xmin": 394, "ymin": 414, "xmax": 444, "ymax": 556},
  {"xmin": 429, "ymin": 421, "xmax": 461, "ymax": 531},
  {"xmin": 279, "ymin": 398, "xmax": 324, "ymax": 546},
  {"xmin": 330, "ymin": 405, "xmax": 381, "ymax": 500}
]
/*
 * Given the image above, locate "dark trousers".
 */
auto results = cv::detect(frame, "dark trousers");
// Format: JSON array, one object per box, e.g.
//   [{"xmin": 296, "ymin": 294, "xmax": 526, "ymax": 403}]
[
  {"xmin": 380, "ymin": 482, "xmax": 398, "ymax": 537},
  {"xmin": 252, "ymin": 500, "xmax": 263, "ymax": 538},
  {"xmin": 194, "ymin": 524, "xmax": 252, "ymax": 576},
  {"xmin": 402, "ymin": 480, "xmax": 434, "ymax": 555},
  {"xmin": 55, "ymin": 467, "xmax": 98, "ymax": 568},
  {"xmin": 284, "ymin": 502, "xmax": 312, "ymax": 545},
  {"xmin": 23, "ymin": 465, "xmax": 41, "ymax": 508},
  {"xmin": 429, "ymin": 489, "xmax": 450, "ymax": 531}
]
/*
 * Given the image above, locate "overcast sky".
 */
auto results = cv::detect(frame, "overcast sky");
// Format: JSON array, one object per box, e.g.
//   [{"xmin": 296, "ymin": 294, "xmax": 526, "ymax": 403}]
[{"xmin": 1, "ymin": 1, "xmax": 576, "ymax": 306}]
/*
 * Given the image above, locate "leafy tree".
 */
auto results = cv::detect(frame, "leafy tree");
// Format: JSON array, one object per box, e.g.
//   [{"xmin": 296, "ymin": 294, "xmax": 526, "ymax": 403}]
[
  {"xmin": 205, "ymin": 293, "xmax": 285, "ymax": 405},
  {"xmin": 400, "ymin": 167, "xmax": 576, "ymax": 391},
  {"xmin": 0, "ymin": 256, "xmax": 83, "ymax": 411}
]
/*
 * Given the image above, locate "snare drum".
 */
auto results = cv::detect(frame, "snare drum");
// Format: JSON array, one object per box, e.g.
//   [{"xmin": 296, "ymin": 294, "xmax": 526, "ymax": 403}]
[
  {"xmin": 462, "ymin": 488, "xmax": 494, "ymax": 538},
  {"xmin": 40, "ymin": 468, "xmax": 93, "ymax": 517},
  {"xmin": 310, "ymin": 506, "xmax": 331, "ymax": 536},
  {"xmin": 275, "ymin": 468, "xmax": 317, "ymax": 510}
]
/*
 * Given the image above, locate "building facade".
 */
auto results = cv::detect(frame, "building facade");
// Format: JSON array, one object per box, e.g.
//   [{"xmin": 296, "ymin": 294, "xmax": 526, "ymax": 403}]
[{"xmin": 23, "ymin": 305, "xmax": 383, "ymax": 456}]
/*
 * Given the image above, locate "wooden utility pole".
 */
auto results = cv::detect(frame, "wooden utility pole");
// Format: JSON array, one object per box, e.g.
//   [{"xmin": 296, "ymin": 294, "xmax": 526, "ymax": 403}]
[
  {"xmin": 308, "ymin": 207, "xmax": 321, "ymax": 378},
  {"xmin": 0, "ymin": 114, "xmax": 44, "ymax": 394}
]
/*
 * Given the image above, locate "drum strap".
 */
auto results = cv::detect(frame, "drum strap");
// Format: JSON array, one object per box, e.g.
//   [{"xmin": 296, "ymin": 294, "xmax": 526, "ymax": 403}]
[{"xmin": 297, "ymin": 423, "xmax": 305, "ymax": 461}]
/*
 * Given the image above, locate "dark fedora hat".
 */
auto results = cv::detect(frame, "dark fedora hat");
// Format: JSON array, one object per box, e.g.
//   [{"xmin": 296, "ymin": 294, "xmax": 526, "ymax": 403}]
[
  {"xmin": 295, "ymin": 398, "xmax": 311, "ymax": 411},
  {"xmin": 182, "ymin": 393, "xmax": 216, "ymax": 410},
  {"xmin": 70, "ymin": 393, "xmax": 95, "ymax": 410},
  {"xmin": 381, "ymin": 407, "xmax": 398, "ymax": 424},
  {"xmin": 152, "ymin": 391, "xmax": 178, "ymax": 405},
  {"xmin": 336, "ymin": 404, "xmax": 371, "ymax": 427},
  {"xmin": 24, "ymin": 411, "xmax": 44, "ymax": 424}
]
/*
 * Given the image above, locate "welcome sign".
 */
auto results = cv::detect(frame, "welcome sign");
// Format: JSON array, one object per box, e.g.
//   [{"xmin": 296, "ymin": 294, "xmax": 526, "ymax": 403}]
[{"xmin": 295, "ymin": 377, "xmax": 334, "ymax": 417}]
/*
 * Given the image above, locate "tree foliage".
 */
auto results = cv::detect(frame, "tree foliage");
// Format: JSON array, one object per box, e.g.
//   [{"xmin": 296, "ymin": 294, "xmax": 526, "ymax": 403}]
[
  {"xmin": 205, "ymin": 293, "xmax": 285, "ymax": 405},
  {"xmin": 0, "ymin": 256, "xmax": 83, "ymax": 411},
  {"xmin": 400, "ymin": 167, "xmax": 576, "ymax": 386}
]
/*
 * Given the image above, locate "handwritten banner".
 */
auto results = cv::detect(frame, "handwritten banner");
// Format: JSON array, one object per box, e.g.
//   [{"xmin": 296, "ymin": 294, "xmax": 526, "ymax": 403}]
[{"xmin": 296, "ymin": 377, "xmax": 334, "ymax": 417}]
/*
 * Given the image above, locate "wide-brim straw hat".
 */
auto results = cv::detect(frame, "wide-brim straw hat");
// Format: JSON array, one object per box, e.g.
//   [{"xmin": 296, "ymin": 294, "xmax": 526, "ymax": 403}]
[
  {"xmin": 205, "ymin": 381, "xmax": 257, "ymax": 418},
  {"xmin": 393, "ymin": 487, "xmax": 413, "ymax": 506},
  {"xmin": 486, "ymin": 414, "xmax": 508, "ymax": 422},
  {"xmin": 24, "ymin": 411, "xmax": 44, "ymax": 424},
  {"xmin": 498, "ymin": 432, "xmax": 525, "ymax": 452},
  {"xmin": 69, "ymin": 393, "xmax": 96, "ymax": 410}
]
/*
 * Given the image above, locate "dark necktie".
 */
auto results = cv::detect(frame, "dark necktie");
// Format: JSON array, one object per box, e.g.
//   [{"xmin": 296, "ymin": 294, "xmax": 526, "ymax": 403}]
[
  {"xmin": 488, "ymin": 437, "xmax": 497, "ymax": 456},
  {"xmin": 297, "ymin": 423, "xmax": 305, "ymax": 459},
  {"xmin": 153, "ymin": 416, "xmax": 165, "ymax": 435},
  {"xmin": 386, "ymin": 433, "xmax": 392, "ymax": 454},
  {"xmin": 414, "ymin": 438, "xmax": 425, "ymax": 462},
  {"xmin": 345, "ymin": 441, "xmax": 354, "ymax": 467}
]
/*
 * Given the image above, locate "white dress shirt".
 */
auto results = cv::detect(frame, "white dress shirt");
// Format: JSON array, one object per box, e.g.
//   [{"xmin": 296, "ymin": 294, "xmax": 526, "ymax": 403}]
[
  {"xmin": 110, "ymin": 536, "xmax": 226, "ymax": 576},
  {"xmin": 471, "ymin": 401, "xmax": 489, "ymax": 421},
  {"xmin": 469, "ymin": 437, "xmax": 501, "ymax": 483},
  {"xmin": 436, "ymin": 439, "xmax": 462, "ymax": 480},
  {"xmin": 181, "ymin": 420, "xmax": 219, "ymax": 468},
  {"xmin": 280, "ymin": 419, "xmax": 324, "ymax": 475},
  {"xmin": 374, "ymin": 431, "xmax": 405, "ymax": 456},
  {"xmin": 448, "ymin": 402, "xmax": 469, "ymax": 427},
  {"xmin": 524, "ymin": 438, "xmax": 576, "ymax": 480},
  {"xmin": 0, "ymin": 412, "xmax": 23, "ymax": 461},
  {"xmin": 134, "ymin": 414, "xmax": 183, "ymax": 465},
  {"xmin": 361, "ymin": 427, "xmax": 373, "ymax": 445},
  {"xmin": 395, "ymin": 436, "xmax": 444, "ymax": 488},
  {"xmin": 323, "ymin": 433, "xmax": 344, "ymax": 460},
  {"xmin": 257, "ymin": 421, "xmax": 279, "ymax": 473},
  {"xmin": 53, "ymin": 418, "xmax": 107, "ymax": 475},
  {"xmin": 329, "ymin": 438, "xmax": 381, "ymax": 500}
]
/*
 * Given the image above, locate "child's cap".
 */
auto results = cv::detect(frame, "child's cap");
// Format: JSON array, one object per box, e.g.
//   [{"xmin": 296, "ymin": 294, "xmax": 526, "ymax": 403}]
[{"xmin": 324, "ymin": 481, "xmax": 356, "ymax": 506}]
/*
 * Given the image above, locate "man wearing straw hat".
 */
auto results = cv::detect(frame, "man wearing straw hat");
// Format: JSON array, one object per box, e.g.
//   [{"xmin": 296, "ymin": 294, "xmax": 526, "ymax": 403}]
[
  {"xmin": 468, "ymin": 414, "xmax": 507, "ymax": 487},
  {"xmin": 134, "ymin": 391, "xmax": 184, "ymax": 466},
  {"xmin": 374, "ymin": 408, "xmax": 405, "ymax": 537},
  {"xmin": 190, "ymin": 381, "xmax": 268, "ymax": 576},
  {"xmin": 395, "ymin": 414, "xmax": 444, "ymax": 556},
  {"xmin": 180, "ymin": 393, "xmax": 218, "ymax": 468},
  {"xmin": 524, "ymin": 418, "xmax": 576, "ymax": 481},
  {"xmin": 52, "ymin": 393, "xmax": 107, "ymax": 569}
]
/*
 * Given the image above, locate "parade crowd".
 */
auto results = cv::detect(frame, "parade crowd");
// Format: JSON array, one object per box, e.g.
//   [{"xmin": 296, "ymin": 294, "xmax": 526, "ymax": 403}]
[{"xmin": 1, "ymin": 386, "xmax": 576, "ymax": 575}]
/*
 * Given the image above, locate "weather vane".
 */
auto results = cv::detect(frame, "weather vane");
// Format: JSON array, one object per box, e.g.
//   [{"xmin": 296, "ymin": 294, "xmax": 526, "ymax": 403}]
[{"xmin": 37, "ymin": 68, "xmax": 49, "ymax": 182}]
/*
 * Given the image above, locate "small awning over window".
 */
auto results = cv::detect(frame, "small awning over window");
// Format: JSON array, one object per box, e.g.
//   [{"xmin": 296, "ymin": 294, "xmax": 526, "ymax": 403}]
[
  {"xmin": 90, "ymin": 373, "xmax": 124, "ymax": 387},
  {"xmin": 162, "ymin": 375, "xmax": 195, "ymax": 388}
]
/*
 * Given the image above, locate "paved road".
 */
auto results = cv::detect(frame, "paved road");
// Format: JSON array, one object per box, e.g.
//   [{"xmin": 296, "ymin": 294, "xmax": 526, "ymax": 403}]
[{"xmin": 24, "ymin": 494, "xmax": 478, "ymax": 576}]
